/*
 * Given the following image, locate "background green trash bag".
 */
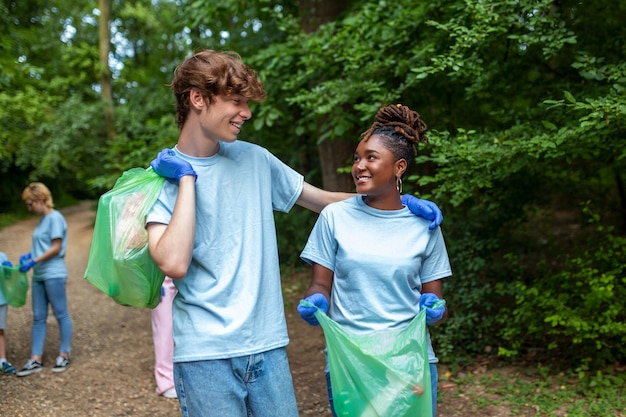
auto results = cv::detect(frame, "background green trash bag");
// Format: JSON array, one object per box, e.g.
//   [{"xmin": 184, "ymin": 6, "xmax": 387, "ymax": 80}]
[
  {"xmin": 0, "ymin": 266, "xmax": 29, "ymax": 308},
  {"xmin": 84, "ymin": 167, "xmax": 165, "ymax": 308},
  {"xmin": 301, "ymin": 299, "xmax": 444, "ymax": 417}
]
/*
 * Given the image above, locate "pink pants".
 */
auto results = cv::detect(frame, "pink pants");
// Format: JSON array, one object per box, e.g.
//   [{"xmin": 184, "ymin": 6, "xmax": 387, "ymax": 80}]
[{"xmin": 151, "ymin": 277, "xmax": 177, "ymax": 395}]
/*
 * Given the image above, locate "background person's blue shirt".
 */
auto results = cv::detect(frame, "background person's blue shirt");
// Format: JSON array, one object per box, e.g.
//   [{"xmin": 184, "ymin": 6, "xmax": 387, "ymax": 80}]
[{"xmin": 31, "ymin": 210, "xmax": 68, "ymax": 281}]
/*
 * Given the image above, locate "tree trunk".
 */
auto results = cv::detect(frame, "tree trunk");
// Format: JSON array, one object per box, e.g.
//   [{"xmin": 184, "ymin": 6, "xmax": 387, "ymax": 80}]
[
  {"xmin": 98, "ymin": 0, "xmax": 115, "ymax": 141},
  {"xmin": 299, "ymin": 0, "xmax": 355, "ymax": 192}
]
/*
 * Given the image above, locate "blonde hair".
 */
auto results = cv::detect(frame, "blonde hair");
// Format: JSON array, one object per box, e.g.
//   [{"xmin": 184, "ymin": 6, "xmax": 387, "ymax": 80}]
[{"xmin": 22, "ymin": 182, "xmax": 54, "ymax": 209}]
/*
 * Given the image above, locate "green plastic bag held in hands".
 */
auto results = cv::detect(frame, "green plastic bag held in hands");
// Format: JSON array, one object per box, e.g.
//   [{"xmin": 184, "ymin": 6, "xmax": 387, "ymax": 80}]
[
  {"xmin": 0, "ymin": 266, "xmax": 29, "ymax": 308},
  {"xmin": 84, "ymin": 167, "xmax": 166, "ymax": 308},
  {"xmin": 300, "ymin": 299, "xmax": 446, "ymax": 417}
]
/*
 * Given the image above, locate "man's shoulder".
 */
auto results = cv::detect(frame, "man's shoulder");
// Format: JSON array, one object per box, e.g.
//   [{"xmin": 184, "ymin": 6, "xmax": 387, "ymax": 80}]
[
  {"xmin": 223, "ymin": 139, "xmax": 270, "ymax": 156},
  {"xmin": 226, "ymin": 139, "xmax": 263, "ymax": 150}
]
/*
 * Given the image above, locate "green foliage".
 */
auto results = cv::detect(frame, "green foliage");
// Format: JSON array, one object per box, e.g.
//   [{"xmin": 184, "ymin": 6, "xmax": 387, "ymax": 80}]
[
  {"xmin": 274, "ymin": 206, "xmax": 318, "ymax": 266},
  {"xmin": 497, "ymin": 208, "xmax": 626, "ymax": 368},
  {"xmin": 1, "ymin": 0, "xmax": 625, "ymax": 375}
]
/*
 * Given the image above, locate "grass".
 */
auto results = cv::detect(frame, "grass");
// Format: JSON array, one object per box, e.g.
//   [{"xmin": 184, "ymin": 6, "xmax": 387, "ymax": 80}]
[
  {"xmin": 442, "ymin": 363, "xmax": 626, "ymax": 416},
  {"xmin": 0, "ymin": 211, "xmax": 31, "ymax": 230},
  {"xmin": 0, "ymin": 196, "xmax": 83, "ymax": 230}
]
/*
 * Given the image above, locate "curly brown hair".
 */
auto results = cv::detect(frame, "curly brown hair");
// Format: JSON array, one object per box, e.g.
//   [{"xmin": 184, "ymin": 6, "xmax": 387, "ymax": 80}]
[
  {"xmin": 170, "ymin": 50, "xmax": 267, "ymax": 129},
  {"xmin": 360, "ymin": 104, "xmax": 428, "ymax": 175}
]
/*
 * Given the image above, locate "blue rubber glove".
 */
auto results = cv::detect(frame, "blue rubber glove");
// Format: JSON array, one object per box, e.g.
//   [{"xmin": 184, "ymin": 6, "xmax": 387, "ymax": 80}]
[
  {"xmin": 401, "ymin": 194, "xmax": 443, "ymax": 231},
  {"xmin": 419, "ymin": 293, "xmax": 446, "ymax": 324},
  {"xmin": 297, "ymin": 293, "xmax": 329, "ymax": 326},
  {"xmin": 1, "ymin": 260, "xmax": 12, "ymax": 267},
  {"xmin": 19, "ymin": 253, "xmax": 32, "ymax": 264},
  {"xmin": 19, "ymin": 259, "xmax": 36, "ymax": 273},
  {"xmin": 150, "ymin": 148, "xmax": 197, "ymax": 183}
]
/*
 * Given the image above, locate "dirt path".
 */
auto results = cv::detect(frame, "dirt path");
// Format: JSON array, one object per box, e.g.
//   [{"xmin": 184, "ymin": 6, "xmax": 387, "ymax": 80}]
[
  {"xmin": 0, "ymin": 202, "xmax": 331, "ymax": 417},
  {"xmin": 0, "ymin": 202, "xmax": 494, "ymax": 417}
]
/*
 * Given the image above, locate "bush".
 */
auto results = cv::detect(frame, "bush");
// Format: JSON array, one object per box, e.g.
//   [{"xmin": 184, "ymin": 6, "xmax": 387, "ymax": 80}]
[{"xmin": 497, "ymin": 214, "xmax": 626, "ymax": 369}]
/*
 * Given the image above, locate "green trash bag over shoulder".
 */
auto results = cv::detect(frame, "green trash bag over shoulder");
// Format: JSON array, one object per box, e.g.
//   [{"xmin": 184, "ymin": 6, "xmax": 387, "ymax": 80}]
[
  {"xmin": 0, "ymin": 266, "xmax": 29, "ymax": 307},
  {"xmin": 84, "ymin": 167, "xmax": 166, "ymax": 308},
  {"xmin": 300, "ymin": 299, "xmax": 446, "ymax": 417}
]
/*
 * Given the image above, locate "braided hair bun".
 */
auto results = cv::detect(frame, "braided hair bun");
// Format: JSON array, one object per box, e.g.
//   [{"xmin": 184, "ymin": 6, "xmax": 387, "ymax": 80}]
[{"xmin": 361, "ymin": 104, "xmax": 427, "ymax": 144}]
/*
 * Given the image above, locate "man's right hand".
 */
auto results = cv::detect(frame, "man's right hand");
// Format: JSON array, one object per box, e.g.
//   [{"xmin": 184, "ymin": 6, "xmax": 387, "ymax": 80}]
[{"xmin": 150, "ymin": 149, "xmax": 197, "ymax": 183}]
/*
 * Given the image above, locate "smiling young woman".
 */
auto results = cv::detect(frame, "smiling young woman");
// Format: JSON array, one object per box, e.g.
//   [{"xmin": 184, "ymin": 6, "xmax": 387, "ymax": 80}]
[{"xmin": 298, "ymin": 104, "xmax": 451, "ymax": 417}]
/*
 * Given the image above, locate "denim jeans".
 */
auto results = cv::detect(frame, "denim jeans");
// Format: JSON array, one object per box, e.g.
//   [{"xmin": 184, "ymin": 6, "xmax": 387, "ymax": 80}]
[
  {"xmin": 174, "ymin": 347, "xmax": 299, "ymax": 417},
  {"xmin": 31, "ymin": 278, "xmax": 73, "ymax": 356},
  {"xmin": 325, "ymin": 363, "xmax": 439, "ymax": 417}
]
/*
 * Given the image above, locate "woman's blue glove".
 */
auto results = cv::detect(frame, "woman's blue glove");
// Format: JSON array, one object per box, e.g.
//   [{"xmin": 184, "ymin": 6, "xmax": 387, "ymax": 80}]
[
  {"xmin": 19, "ymin": 259, "xmax": 36, "ymax": 273},
  {"xmin": 1, "ymin": 260, "xmax": 12, "ymax": 267},
  {"xmin": 150, "ymin": 148, "xmax": 197, "ymax": 183},
  {"xmin": 401, "ymin": 195, "xmax": 443, "ymax": 230},
  {"xmin": 297, "ymin": 293, "xmax": 329, "ymax": 326},
  {"xmin": 19, "ymin": 253, "xmax": 32, "ymax": 264},
  {"xmin": 419, "ymin": 293, "xmax": 446, "ymax": 324}
]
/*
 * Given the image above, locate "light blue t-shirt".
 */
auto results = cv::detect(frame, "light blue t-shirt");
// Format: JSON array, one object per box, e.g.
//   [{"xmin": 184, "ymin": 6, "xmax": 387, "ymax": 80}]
[
  {"xmin": 146, "ymin": 141, "xmax": 304, "ymax": 362},
  {"xmin": 31, "ymin": 210, "xmax": 68, "ymax": 281},
  {"xmin": 300, "ymin": 196, "xmax": 452, "ymax": 363},
  {"xmin": 0, "ymin": 252, "xmax": 8, "ymax": 305}
]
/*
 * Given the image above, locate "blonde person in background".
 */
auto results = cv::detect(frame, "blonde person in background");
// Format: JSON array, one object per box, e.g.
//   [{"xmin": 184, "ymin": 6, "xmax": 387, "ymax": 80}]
[{"xmin": 16, "ymin": 182, "xmax": 73, "ymax": 376}]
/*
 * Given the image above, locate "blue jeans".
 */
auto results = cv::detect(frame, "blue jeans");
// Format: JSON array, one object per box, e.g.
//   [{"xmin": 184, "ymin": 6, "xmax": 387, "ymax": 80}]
[
  {"xmin": 174, "ymin": 347, "xmax": 298, "ymax": 417},
  {"xmin": 325, "ymin": 363, "xmax": 439, "ymax": 417},
  {"xmin": 31, "ymin": 278, "xmax": 73, "ymax": 356}
]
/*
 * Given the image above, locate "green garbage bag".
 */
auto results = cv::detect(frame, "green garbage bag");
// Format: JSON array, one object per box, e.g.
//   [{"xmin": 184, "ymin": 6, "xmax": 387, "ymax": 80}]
[
  {"xmin": 301, "ymin": 299, "xmax": 440, "ymax": 417},
  {"xmin": 84, "ymin": 167, "xmax": 166, "ymax": 308},
  {"xmin": 0, "ymin": 266, "xmax": 29, "ymax": 308}
]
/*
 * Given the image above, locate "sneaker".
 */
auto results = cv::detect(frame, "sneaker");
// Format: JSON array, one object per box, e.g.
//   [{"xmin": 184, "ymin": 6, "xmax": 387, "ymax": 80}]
[
  {"xmin": 52, "ymin": 356, "xmax": 70, "ymax": 373},
  {"xmin": 1, "ymin": 361, "xmax": 16, "ymax": 375},
  {"xmin": 16, "ymin": 359, "xmax": 44, "ymax": 377},
  {"xmin": 162, "ymin": 388, "xmax": 178, "ymax": 399}
]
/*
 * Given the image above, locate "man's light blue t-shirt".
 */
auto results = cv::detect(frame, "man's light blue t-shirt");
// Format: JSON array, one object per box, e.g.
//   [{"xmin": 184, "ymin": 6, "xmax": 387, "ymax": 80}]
[{"xmin": 147, "ymin": 141, "xmax": 304, "ymax": 362}]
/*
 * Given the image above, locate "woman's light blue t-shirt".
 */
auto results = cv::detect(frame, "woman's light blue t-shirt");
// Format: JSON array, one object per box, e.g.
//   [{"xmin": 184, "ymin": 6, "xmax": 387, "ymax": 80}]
[{"xmin": 300, "ymin": 196, "xmax": 452, "ymax": 363}]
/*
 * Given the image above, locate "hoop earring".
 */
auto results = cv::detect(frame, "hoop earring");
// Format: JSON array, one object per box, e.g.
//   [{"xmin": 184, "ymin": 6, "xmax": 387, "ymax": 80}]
[{"xmin": 396, "ymin": 177, "xmax": 403, "ymax": 194}]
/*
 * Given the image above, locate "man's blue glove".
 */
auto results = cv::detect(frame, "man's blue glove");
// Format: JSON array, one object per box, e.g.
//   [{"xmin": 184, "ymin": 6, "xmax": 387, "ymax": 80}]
[
  {"xmin": 19, "ymin": 259, "xmax": 36, "ymax": 273},
  {"xmin": 1, "ymin": 260, "xmax": 12, "ymax": 267},
  {"xmin": 419, "ymin": 293, "xmax": 446, "ymax": 324},
  {"xmin": 150, "ymin": 148, "xmax": 197, "ymax": 183},
  {"xmin": 297, "ymin": 293, "xmax": 329, "ymax": 326},
  {"xmin": 401, "ymin": 194, "xmax": 443, "ymax": 231}
]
